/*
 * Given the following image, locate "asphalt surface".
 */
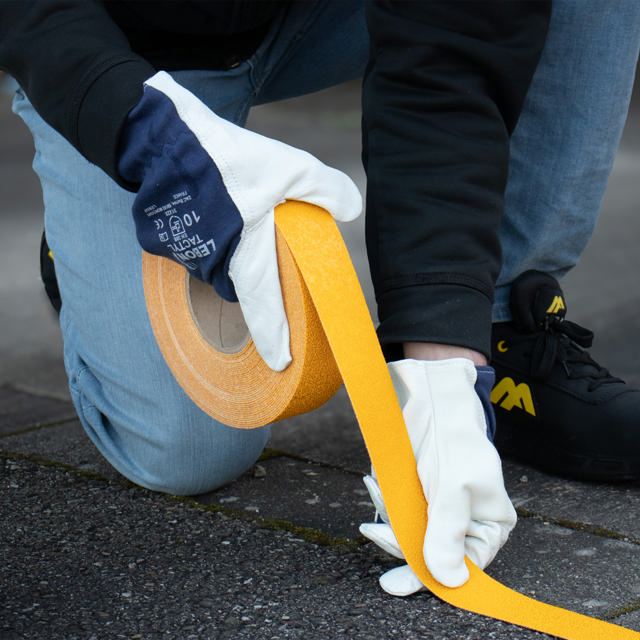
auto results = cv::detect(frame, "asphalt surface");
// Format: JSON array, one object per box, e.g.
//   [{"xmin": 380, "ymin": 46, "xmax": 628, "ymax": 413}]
[{"xmin": 2, "ymin": 78, "xmax": 640, "ymax": 639}]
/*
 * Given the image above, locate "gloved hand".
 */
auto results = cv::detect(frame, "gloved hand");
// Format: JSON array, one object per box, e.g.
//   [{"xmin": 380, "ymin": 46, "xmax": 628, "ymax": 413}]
[
  {"xmin": 117, "ymin": 71, "xmax": 362, "ymax": 371},
  {"xmin": 360, "ymin": 358, "xmax": 516, "ymax": 594}
]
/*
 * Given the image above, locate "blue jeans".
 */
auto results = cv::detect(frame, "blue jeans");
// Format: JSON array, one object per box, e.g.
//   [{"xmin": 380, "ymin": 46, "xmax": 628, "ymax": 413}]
[
  {"xmin": 493, "ymin": 0, "xmax": 640, "ymax": 321},
  {"xmin": 12, "ymin": 0, "xmax": 367, "ymax": 495},
  {"xmin": 11, "ymin": 0, "xmax": 639, "ymax": 492}
]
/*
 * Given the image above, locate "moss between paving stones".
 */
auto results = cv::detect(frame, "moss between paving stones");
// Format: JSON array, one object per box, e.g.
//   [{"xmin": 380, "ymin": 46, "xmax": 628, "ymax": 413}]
[
  {"xmin": 1, "ymin": 449, "xmax": 367, "ymax": 553},
  {"xmin": 516, "ymin": 506, "xmax": 640, "ymax": 545}
]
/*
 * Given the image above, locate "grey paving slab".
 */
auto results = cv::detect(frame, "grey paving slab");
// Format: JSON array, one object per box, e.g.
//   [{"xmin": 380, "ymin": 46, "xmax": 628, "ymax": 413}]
[
  {"xmin": 197, "ymin": 455, "xmax": 372, "ymax": 540},
  {"xmin": 490, "ymin": 517, "xmax": 640, "ymax": 623},
  {"xmin": 197, "ymin": 459, "xmax": 640, "ymax": 626},
  {"xmin": 5, "ymin": 460, "xmax": 638, "ymax": 639},
  {"xmin": 269, "ymin": 387, "xmax": 369, "ymax": 474},
  {"xmin": 0, "ymin": 385, "xmax": 369, "ymax": 493},
  {"xmin": 181, "ymin": 458, "xmax": 640, "ymax": 628},
  {"xmin": 0, "ymin": 399, "xmax": 373, "ymax": 539},
  {"xmin": 3, "ymin": 394, "xmax": 640, "ymax": 637},
  {"xmin": 0, "ymin": 418, "xmax": 123, "ymax": 482},
  {"xmin": 3, "ymin": 457, "xmax": 561, "ymax": 640},
  {"xmin": 4, "ymin": 455, "xmax": 640, "ymax": 639},
  {"xmin": 0, "ymin": 385, "xmax": 76, "ymax": 435},
  {"xmin": 5, "ymin": 388, "xmax": 640, "ymax": 585},
  {"xmin": 502, "ymin": 459, "xmax": 640, "ymax": 542}
]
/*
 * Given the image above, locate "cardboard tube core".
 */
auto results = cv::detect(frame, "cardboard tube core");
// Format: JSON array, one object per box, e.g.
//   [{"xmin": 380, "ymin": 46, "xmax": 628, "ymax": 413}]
[{"xmin": 186, "ymin": 275, "xmax": 250, "ymax": 354}]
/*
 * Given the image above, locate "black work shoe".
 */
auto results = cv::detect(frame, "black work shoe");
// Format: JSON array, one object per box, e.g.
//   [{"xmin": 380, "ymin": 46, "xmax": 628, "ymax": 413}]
[
  {"xmin": 40, "ymin": 230, "xmax": 61, "ymax": 314},
  {"xmin": 491, "ymin": 270, "xmax": 640, "ymax": 481}
]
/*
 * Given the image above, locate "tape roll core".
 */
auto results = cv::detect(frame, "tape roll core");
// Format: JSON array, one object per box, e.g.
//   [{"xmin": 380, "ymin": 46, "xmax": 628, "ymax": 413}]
[{"xmin": 186, "ymin": 275, "xmax": 250, "ymax": 354}]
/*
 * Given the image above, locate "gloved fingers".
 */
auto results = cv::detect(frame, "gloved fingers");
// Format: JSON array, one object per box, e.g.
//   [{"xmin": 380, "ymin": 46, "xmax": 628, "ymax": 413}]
[
  {"xmin": 423, "ymin": 493, "xmax": 472, "ymax": 588},
  {"xmin": 464, "ymin": 518, "xmax": 515, "ymax": 570},
  {"xmin": 197, "ymin": 107, "xmax": 363, "ymax": 226},
  {"xmin": 280, "ymin": 161, "xmax": 363, "ymax": 223},
  {"xmin": 362, "ymin": 474, "xmax": 390, "ymax": 524},
  {"xmin": 471, "ymin": 479, "xmax": 518, "ymax": 533},
  {"xmin": 464, "ymin": 482, "xmax": 517, "ymax": 569},
  {"xmin": 379, "ymin": 564, "xmax": 427, "ymax": 597},
  {"xmin": 239, "ymin": 125, "xmax": 362, "ymax": 223},
  {"xmin": 359, "ymin": 522, "xmax": 404, "ymax": 560},
  {"xmin": 228, "ymin": 213, "xmax": 291, "ymax": 372},
  {"xmin": 424, "ymin": 489, "xmax": 516, "ymax": 586}
]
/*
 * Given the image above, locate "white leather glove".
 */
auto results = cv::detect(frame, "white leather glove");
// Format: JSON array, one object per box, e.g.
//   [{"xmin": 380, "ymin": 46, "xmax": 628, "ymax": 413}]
[
  {"xmin": 360, "ymin": 358, "xmax": 516, "ymax": 594},
  {"xmin": 118, "ymin": 71, "xmax": 362, "ymax": 371}
]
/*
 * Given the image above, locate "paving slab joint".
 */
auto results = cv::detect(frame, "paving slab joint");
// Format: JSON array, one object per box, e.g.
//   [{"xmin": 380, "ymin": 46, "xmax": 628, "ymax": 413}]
[
  {"xmin": 1, "ymin": 450, "xmax": 369, "ymax": 552},
  {"xmin": 175, "ymin": 493, "xmax": 367, "ymax": 551},
  {"xmin": 260, "ymin": 446, "xmax": 365, "ymax": 477},
  {"xmin": 0, "ymin": 416, "xmax": 79, "ymax": 439},
  {"xmin": 1, "ymin": 449, "xmax": 111, "ymax": 483},
  {"xmin": 602, "ymin": 600, "xmax": 640, "ymax": 622},
  {"xmin": 516, "ymin": 506, "xmax": 640, "ymax": 545}
]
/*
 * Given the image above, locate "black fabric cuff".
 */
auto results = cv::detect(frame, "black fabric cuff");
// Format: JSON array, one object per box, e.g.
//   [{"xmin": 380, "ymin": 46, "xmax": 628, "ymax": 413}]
[
  {"xmin": 376, "ymin": 281, "xmax": 494, "ymax": 360},
  {"xmin": 77, "ymin": 58, "xmax": 156, "ymax": 191}
]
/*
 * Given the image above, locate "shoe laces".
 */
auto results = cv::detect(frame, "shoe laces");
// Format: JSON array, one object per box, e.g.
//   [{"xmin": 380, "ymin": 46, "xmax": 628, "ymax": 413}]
[{"xmin": 524, "ymin": 318, "xmax": 622, "ymax": 390}]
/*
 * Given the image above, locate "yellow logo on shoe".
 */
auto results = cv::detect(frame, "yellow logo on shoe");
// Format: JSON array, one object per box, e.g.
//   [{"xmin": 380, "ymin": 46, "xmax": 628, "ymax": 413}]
[
  {"xmin": 490, "ymin": 377, "xmax": 536, "ymax": 416},
  {"xmin": 546, "ymin": 296, "xmax": 565, "ymax": 314}
]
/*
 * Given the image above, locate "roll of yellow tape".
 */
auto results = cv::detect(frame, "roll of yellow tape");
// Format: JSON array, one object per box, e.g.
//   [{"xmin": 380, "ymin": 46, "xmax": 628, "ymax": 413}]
[
  {"xmin": 143, "ymin": 201, "xmax": 639, "ymax": 640},
  {"xmin": 142, "ymin": 221, "xmax": 342, "ymax": 428}
]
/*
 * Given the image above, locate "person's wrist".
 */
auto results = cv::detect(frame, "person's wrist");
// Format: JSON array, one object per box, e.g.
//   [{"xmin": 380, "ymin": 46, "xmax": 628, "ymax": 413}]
[{"xmin": 402, "ymin": 342, "xmax": 488, "ymax": 367}]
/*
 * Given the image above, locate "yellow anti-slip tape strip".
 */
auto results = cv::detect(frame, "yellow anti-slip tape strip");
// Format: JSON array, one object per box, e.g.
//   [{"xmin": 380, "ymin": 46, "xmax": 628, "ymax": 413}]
[{"xmin": 274, "ymin": 201, "xmax": 639, "ymax": 640}]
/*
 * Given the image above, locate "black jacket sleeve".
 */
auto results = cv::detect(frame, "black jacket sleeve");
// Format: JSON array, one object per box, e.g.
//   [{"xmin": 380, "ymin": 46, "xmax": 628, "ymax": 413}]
[
  {"xmin": 362, "ymin": 1, "xmax": 551, "ymax": 359},
  {"xmin": 0, "ymin": 0, "xmax": 156, "ymax": 186}
]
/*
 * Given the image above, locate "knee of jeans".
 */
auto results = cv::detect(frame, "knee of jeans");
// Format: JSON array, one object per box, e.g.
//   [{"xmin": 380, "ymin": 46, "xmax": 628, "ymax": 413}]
[
  {"xmin": 139, "ymin": 416, "xmax": 271, "ymax": 496},
  {"xmin": 68, "ymin": 360, "xmax": 270, "ymax": 496},
  {"xmin": 139, "ymin": 410, "xmax": 270, "ymax": 496}
]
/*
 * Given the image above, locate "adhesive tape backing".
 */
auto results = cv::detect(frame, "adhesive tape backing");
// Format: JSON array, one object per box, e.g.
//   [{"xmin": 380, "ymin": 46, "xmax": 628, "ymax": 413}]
[
  {"xmin": 142, "ymin": 222, "xmax": 342, "ymax": 428},
  {"xmin": 143, "ymin": 201, "xmax": 639, "ymax": 640}
]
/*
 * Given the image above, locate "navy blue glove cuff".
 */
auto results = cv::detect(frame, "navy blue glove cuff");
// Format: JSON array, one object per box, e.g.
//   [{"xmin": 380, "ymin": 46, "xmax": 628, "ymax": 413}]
[
  {"xmin": 475, "ymin": 365, "xmax": 497, "ymax": 441},
  {"xmin": 117, "ymin": 83, "xmax": 243, "ymax": 301}
]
